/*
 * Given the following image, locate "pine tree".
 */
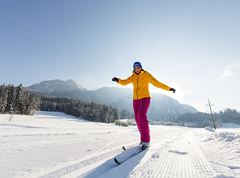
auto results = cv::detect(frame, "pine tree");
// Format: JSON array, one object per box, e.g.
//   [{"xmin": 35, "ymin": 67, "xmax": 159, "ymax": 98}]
[
  {"xmin": 4, "ymin": 85, "xmax": 15, "ymax": 113},
  {"xmin": 0, "ymin": 85, "xmax": 7, "ymax": 113},
  {"xmin": 113, "ymin": 108, "xmax": 119, "ymax": 121},
  {"xmin": 25, "ymin": 93, "xmax": 32, "ymax": 115},
  {"xmin": 24, "ymin": 93, "xmax": 39, "ymax": 115},
  {"xmin": 120, "ymin": 109, "xmax": 130, "ymax": 119},
  {"xmin": 0, "ymin": 85, "xmax": 3, "ymax": 113},
  {"xmin": 14, "ymin": 84, "xmax": 23, "ymax": 114}
]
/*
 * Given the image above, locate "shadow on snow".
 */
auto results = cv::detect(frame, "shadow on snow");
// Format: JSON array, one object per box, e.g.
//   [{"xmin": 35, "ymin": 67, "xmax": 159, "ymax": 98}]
[{"xmin": 83, "ymin": 150, "xmax": 147, "ymax": 178}]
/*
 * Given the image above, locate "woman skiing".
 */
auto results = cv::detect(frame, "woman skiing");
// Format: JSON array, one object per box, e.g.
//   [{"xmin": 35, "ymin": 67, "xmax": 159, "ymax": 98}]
[{"xmin": 112, "ymin": 62, "xmax": 176, "ymax": 150}]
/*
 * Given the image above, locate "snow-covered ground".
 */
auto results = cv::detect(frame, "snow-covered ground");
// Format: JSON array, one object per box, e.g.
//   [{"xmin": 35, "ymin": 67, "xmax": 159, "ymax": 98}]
[{"xmin": 0, "ymin": 112, "xmax": 239, "ymax": 178}]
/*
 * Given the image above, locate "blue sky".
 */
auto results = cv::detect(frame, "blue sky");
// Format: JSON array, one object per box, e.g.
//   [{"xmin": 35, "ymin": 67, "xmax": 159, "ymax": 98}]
[{"xmin": 0, "ymin": 0, "xmax": 240, "ymax": 111}]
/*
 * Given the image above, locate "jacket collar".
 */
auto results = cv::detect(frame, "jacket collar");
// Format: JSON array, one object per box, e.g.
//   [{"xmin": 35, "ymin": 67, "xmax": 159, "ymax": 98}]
[{"xmin": 132, "ymin": 69, "xmax": 145, "ymax": 76}]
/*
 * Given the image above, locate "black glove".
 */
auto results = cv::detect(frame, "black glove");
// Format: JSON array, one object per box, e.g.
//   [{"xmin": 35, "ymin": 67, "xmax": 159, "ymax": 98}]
[
  {"xmin": 169, "ymin": 88, "xmax": 176, "ymax": 93},
  {"xmin": 112, "ymin": 77, "xmax": 119, "ymax": 82}
]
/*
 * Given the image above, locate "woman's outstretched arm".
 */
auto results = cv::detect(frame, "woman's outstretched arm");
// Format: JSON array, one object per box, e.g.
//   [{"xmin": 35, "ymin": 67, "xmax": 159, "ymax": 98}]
[
  {"xmin": 148, "ymin": 73, "xmax": 172, "ymax": 91},
  {"xmin": 112, "ymin": 74, "xmax": 134, "ymax": 86}
]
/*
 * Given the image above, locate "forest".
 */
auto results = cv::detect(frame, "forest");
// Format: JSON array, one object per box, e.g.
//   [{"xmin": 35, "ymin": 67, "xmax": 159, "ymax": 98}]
[
  {"xmin": 0, "ymin": 84, "xmax": 119, "ymax": 123},
  {"xmin": 40, "ymin": 96, "xmax": 119, "ymax": 123},
  {"xmin": 0, "ymin": 84, "xmax": 39, "ymax": 115}
]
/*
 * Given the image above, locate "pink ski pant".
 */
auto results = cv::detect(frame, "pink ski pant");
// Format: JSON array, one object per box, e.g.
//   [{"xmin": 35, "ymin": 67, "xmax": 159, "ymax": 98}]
[{"xmin": 133, "ymin": 97, "xmax": 151, "ymax": 143}]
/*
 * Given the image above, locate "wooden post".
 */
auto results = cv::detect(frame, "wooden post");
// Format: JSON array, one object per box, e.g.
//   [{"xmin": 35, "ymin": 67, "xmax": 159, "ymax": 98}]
[{"xmin": 206, "ymin": 99, "xmax": 216, "ymax": 129}]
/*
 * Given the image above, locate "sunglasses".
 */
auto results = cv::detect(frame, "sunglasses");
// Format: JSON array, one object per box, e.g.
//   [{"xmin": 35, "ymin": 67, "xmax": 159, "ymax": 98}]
[{"xmin": 134, "ymin": 66, "xmax": 141, "ymax": 70}]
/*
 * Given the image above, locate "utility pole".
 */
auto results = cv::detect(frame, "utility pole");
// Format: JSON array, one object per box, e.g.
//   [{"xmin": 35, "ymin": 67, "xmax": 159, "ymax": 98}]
[{"xmin": 206, "ymin": 99, "xmax": 216, "ymax": 129}]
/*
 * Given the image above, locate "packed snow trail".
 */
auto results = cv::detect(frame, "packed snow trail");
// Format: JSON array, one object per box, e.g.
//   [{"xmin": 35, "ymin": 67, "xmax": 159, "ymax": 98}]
[
  {"xmin": 76, "ymin": 130, "xmax": 217, "ymax": 178},
  {"xmin": 0, "ymin": 112, "xmax": 239, "ymax": 178},
  {"xmin": 128, "ymin": 131, "xmax": 216, "ymax": 178}
]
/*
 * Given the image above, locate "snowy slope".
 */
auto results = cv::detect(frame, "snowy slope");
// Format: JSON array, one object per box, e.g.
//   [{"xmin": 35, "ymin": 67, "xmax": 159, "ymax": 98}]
[{"xmin": 0, "ymin": 112, "xmax": 239, "ymax": 178}]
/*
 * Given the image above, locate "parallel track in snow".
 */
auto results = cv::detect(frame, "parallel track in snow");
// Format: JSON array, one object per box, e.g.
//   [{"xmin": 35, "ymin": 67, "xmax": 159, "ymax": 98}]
[{"xmin": 128, "ymin": 131, "xmax": 217, "ymax": 178}]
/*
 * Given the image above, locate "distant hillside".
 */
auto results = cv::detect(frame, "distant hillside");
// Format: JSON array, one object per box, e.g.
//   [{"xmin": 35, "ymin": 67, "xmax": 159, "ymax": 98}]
[
  {"xmin": 29, "ymin": 79, "xmax": 86, "ymax": 96},
  {"xmin": 28, "ymin": 79, "xmax": 198, "ymax": 121}
]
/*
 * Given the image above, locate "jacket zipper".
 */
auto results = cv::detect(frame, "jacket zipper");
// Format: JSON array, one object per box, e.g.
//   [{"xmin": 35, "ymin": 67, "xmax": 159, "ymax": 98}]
[{"xmin": 136, "ymin": 75, "xmax": 139, "ymax": 99}]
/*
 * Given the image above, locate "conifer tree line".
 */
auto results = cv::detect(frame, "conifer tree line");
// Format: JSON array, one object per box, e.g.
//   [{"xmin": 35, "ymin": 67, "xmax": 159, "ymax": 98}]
[
  {"xmin": 0, "ymin": 84, "xmax": 40, "ymax": 114},
  {"xmin": 40, "ymin": 97, "xmax": 119, "ymax": 123},
  {"xmin": 0, "ymin": 84, "xmax": 119, "ymax": 123},
  {"xmin": 177, "ymin": 109, "xmax": 240, "ymax": 127}
]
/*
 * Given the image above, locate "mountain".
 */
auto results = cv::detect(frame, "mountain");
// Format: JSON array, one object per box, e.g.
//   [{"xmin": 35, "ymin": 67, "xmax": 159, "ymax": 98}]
[
  {"xmin": 88, "ymin": 87, "xmax": 198, "ymax": 121},
  {"xmin": 29, "ymin": 79, "xmax": 86, "ymax": 96},
  {"xmin": 28, "ymin": 79, "xmax": 198, "ymax": 121}
]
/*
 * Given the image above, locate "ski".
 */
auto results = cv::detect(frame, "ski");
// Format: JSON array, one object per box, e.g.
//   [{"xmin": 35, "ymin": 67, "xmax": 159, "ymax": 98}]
[{"xmin": 114, "ymin": 145, "xmax": 148, "ymax": 165}]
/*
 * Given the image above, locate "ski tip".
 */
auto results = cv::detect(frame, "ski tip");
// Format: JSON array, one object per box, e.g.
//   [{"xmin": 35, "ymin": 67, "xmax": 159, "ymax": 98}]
[
  {"xmin": 122, "ymin": 146, "xmax": 126, "ymax": 150},
  {"xmin": 114, "ymin": 157, "xmax": 121, "ymax": 165}
]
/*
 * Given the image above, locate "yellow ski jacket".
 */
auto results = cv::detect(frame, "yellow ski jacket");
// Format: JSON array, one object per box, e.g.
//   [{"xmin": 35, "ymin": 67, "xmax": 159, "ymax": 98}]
[{"xmin": 118, "ymin": 70, "xmax": 171, "ymax": 100}]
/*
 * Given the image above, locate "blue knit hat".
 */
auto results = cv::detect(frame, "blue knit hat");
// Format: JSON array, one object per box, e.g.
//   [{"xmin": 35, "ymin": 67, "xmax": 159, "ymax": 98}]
[{"xmin": 133, "ymin": 61, "xmax": 142, "ymax": 69}]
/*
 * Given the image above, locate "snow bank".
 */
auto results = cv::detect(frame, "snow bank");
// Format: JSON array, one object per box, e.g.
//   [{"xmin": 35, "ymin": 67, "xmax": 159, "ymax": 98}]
[
  {"xmin": 197, "ymin": 127, "xmax": 240, "ymax": 177},
  {"xmin": 215, "ymin": 131, "xmax": 240, "ymax": 142}
]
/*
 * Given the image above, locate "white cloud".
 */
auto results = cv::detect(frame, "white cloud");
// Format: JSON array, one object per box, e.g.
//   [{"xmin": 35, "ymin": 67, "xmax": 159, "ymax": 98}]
[
  {"xmin": 222, "ymin": 61, "xmax": 240, "ymax": 79},
  {"xmin": 222, "ymin": 69, "xmax": 234, "ymax": 78}
]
